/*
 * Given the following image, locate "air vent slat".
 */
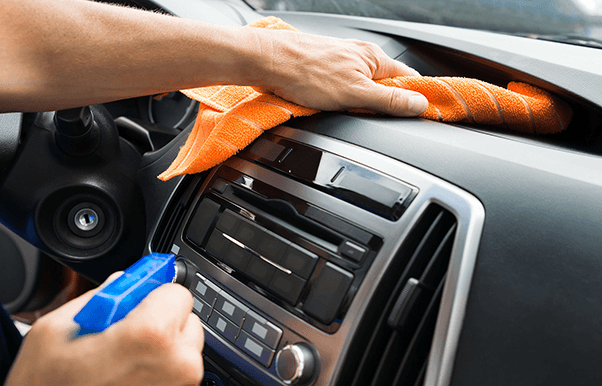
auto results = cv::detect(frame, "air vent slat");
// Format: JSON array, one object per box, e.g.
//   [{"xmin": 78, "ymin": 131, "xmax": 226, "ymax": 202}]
[
  {"xmin": 151, "ymin": 176, "xmax": 202, "ymax": 253},
  {"xmin": 392, "ymin": 276, "xmax": 446, "ymax": 385},
  {"xmin": 349, "ymin": 208, "xmax": 444, "ymax": 386},
  {"xmin": 342, "ymin": 204, "xmax": 457, "ymax": 386},
  {"xmin": 348, "ymin": 208, "xmax": 446, "ymax": 386},
  {"xmin": 349, "ymin": 313, "xmax": 391, "ymax": 386},
  {"xmin": 420, "ymin": 223, "xmax": 457, "ymax": 286},
  {"xmin": 413, "ymin": 361, "xmax": 428, "ymax": 386},
  {"xmin": 155, "ymin": 206, "xmax": 185, "ymax": 253},
  {"xmin": 410, "ymin": 211, "xmax": 446, "ymax": 268},
  {"xmin": 369, "ymin": 330, "xmax": 403, "ymax": 386},
  {"xmin": 388, "ymin": 221, "xmax": 457, "ymax": 331},
  {"xmin": 155, "ymin": 206, "xmax": 178, "ymax": 251}
]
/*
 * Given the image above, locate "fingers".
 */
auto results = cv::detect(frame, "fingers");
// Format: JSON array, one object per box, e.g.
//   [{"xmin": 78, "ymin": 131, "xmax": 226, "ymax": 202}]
[
  {"xmin": 362, "ymin": 43, "xmax": 425, "ymax": 115},
  {"xmin": 124, "ymin": 283, "xmax": 193, "ymax": 331},
  {"xmin": 29, "ymin": 271, "xmax": 125, "ymax": 339},
  {"xmin": 182, "ymin": 313, "xmax": 205, "ymax": 352},
  {"xmin": 170, "ymin": 314, "xmax": 204, "ymax": 384},
  {"xmin": 104, "ymin": 271, "xmax": 126, "ymax": 284},
  {"xmin": 352, "ymin": 40, "xmax": 419, "ymax": 80},
  {"xmin": 375, "ymin": 55, "xmax": 421, "ymax": 80},
  {"xmin": 50, "ymin": 271, "xmax": 125, "ymax": 320},
  {"xmin": 251, "ymin": 86, "xmax": 272, "ymax": 95},
  {"xmin": 359, "ymin": 81, "xmax": 428, "ymax": 117}
]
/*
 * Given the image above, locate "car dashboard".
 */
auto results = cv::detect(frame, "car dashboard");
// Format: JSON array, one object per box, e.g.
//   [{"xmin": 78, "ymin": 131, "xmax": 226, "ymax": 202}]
[
  {"xmin": 147, "ymin": 124, "xmax": 484, "ymax": 386},
  {"xmin": 2, "ymin": 1, "xmax": 602, "ymax": 386}
]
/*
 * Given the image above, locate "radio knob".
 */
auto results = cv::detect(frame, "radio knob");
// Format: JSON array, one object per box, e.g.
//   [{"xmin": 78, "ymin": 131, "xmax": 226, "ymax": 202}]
[
  {"xmin": 173, "ymin": 259, "xmax": 187, "ymax": 285},
  {"xmin": 275, "ymin": 343, "xmax": 316, "ymax": 385}
]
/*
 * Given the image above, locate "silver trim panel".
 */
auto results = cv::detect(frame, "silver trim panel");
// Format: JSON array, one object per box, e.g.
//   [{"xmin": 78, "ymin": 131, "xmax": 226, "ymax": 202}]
[
  {"xmin": 149, "ymin": 126, "xmax": 485, "ymax": 386},
  {"xmin": 269, "ymin": 127, "xmax": 485, "ymax": 386}
]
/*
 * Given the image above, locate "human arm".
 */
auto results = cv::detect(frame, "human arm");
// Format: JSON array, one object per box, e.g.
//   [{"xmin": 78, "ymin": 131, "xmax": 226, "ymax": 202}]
[
  {"xmin": 0, "ymin": 0, "xmax": 427, "ymax": 115},
  {"xmin": 4, "ymin": 273, "xmax": 204, "ymax": 386}
]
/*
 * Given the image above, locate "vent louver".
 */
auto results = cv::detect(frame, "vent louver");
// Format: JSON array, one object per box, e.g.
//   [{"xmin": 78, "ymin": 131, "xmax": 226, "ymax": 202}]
[
  {"xmin": 152, "ymin": 176, "xmax": 202, "ymax": 254},
  {"xmin": 343, "ymin": 204, "xmax": 457, "ymax": 386}
]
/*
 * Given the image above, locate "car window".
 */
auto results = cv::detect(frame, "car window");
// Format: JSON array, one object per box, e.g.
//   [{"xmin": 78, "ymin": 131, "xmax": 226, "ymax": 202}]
[{"xmin": 247, "ymin": 0, "xmax": 602, "ymax": 47}]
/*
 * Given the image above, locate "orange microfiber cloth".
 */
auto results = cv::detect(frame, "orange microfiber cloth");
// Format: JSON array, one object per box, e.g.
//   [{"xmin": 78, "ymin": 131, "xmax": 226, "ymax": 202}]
[{"xmin": 157, "ymin": 16, "xmax": 572, "ymax": 181}]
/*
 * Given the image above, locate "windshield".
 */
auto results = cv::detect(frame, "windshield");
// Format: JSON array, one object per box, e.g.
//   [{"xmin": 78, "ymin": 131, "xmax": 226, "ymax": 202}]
[{"xmin": 247, "ymin": 0, "xmax": 602, "ymax": 46}]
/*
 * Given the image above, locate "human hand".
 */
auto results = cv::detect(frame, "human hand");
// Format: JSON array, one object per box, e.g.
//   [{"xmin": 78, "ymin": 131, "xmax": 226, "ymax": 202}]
[
  {"xmin": 252, "ymin": 29, "xmax": 428, "ymax": 116},
  {"xmin": 5, "ymin": 272, "xmax": 204, "ymax": 386}
]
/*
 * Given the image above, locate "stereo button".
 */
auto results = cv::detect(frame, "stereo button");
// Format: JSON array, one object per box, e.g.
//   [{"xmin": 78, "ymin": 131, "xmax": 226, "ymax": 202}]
[
  {"xmin": 303, "ymin": 263, "xmax": 354, "ymax": 324},
  {"xmin": 255, "ymin": 231, "xmax": 289, "ymax": 264},
  {"xmin": 245, "ymin": 256, "xmax": 276, "ymax": 288},
  {"xmin": 208, "ymin": 311, "xmax": 240, "ymax": 343},
  {"xmin": 235, "ymin": 330, "xmax": 275, "ymax": 367},
  {"xmin": 268, "ymin": 270, "xmax": 306, "ymax": 306},
  {"xmin": 205, "ymin": 230, "xmax": 230, "ymax": 261},
  {"xmin": 192, "ymin": 297, "xmax": 212, "ymax": 322},
  {"xmin": 193, "ymin": 276, "xmax": 219, "ymax": 306},
  {"xmin": 210, "ymin": 178, "xmax": 229, "ymax": 194},
  {"xmin": 216, "ymin": 209, "xmax": 241, "ymax": 235},
  {"xmin": 234, "ymin": 219, "xmax": 263, "ymax": 250},
  {"xmin": 186, "ymin": 198, "xmax": 221, "ymax": 246},
  {"xmin": 242, "ymin": 310, "xmax": 282, "ymax": 349},
  {"xmin": 340, "ymin": 241, "xmax": 367, "ymax": 262},
  {"xmin": 214, "ymin": 292, "xmax": 249, "ymax": 326},
  {"xmin": 222, "ymin": 243, "xmax": 252, "ymax": 272},
  {"xmin": 280, "ymin": 244, "xmax": 318, "ymax": 279}
]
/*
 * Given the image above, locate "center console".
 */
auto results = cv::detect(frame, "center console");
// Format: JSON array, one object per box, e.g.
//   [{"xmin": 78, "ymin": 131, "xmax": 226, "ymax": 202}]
[{"xmin": 146, "ymin": 126, "xmax": 484, "ymax": 386}]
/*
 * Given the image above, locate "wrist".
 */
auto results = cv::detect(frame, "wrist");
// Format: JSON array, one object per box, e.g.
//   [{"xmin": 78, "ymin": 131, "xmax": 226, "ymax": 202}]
[{"xmin": 238, "ymin": 28, "xmax": 304, "ymax": 90}]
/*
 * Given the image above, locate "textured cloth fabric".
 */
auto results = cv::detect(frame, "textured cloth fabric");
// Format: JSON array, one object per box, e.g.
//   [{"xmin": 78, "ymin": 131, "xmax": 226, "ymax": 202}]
[
  {"xmin": 377, "ymin": 77, "xmax": 572, "ymax": 134},
  {"xmin": 158, "ymin": 16, "xmax": 572, "ymax": 181},
  {"xmin": 0, "ymin": 305, "xmax": 22, "ymax": 384}
]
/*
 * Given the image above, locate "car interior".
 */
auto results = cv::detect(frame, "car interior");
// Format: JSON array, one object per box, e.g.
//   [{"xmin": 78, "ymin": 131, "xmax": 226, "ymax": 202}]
[{"xmin": 1, "ymin": 0, "xmax": 602, "ymax": 385}]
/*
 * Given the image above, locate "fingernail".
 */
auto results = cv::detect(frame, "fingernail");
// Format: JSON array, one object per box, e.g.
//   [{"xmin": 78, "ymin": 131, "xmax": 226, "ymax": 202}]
[
  {"xmin": 408, "ymin": 95, "xmax": 428, "ymax": 115},
  {"xmin": 411, "ymin": 69, "xmax": 421, "ymax": 77}
]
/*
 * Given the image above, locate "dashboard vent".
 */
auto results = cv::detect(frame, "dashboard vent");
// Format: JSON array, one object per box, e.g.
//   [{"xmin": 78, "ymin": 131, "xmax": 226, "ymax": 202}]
[
  {"xmin": 343, "ymin": 204, "xmax": 457, "ymax": 386},
  {"xmin": 152, "ymin": 176, "xmax": 202, "ymax": 254}
]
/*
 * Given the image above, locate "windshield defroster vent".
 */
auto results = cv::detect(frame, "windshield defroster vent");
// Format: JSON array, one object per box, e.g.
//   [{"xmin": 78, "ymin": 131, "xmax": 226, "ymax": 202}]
[{"xmin": 342, "ymin": 204, "xmax": 457, "ymax": 386}]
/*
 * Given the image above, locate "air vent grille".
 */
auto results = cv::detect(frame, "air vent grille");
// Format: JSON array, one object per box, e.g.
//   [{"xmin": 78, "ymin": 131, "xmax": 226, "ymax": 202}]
[
  {"xmin": 345, "ymin": 204, "xmax": 457, "ymax": 386},
  {"xmin": 152, "ymin": 176, "xmax": 202, "ymax": 253}
]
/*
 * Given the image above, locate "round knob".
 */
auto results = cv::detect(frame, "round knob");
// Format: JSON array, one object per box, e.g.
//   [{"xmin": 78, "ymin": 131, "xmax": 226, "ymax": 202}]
[
  {"xmin": 173, "ymin": 259, "xmax": 187, "ymax": 285},
  {"xmin": 275, "ymin": 343, "xmax": 315, "ymax": 385}
]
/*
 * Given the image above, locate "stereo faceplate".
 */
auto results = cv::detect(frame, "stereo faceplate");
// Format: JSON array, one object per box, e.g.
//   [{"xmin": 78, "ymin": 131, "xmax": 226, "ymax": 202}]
[{"xmin": 148, "ymin": 127, "xmax": 484, "ymax": 386}]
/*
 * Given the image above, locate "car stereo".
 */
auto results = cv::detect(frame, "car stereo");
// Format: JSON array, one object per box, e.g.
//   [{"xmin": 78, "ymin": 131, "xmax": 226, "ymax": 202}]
[{"xmin": 148, "ymin": 127, "xmax": 484, "ymax": 386}]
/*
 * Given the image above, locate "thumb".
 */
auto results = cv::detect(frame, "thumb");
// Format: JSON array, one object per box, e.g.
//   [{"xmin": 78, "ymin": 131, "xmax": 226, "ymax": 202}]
[{"xmin": 360, "ymin": 82, "xmax": 428, "ymax": 117}]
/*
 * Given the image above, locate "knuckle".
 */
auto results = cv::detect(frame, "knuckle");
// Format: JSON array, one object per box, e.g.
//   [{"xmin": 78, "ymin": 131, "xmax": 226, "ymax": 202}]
[
  {"xmin": 345, "ymin": 38, "xmax": 364, "ymax": 45},
  {"xmin": 169, "ymin": 284, "xmax": 194, "ymax": 311},
  {"xmin": 105, "ymin": 271, "xmax": 124, "ymax": 283},
  {"xmin": 164, "ymin": 282, "xmax": 192, "ymax": 301},
  {"xmin": 352, "ymin": 38, "xmax": 375, "ymax": 49},
  {"xmin": 128, "ymin": 322, "xmax": 170, "ymax": 351},
  {"xmin": 385, "ymin": 89, "xmax": 402, "ymax": 113},
  {"xmin": 173, "ymin": 283, "xmax": 194, "ymax": 300},
  {"xmin": 177, "ymin": 354, "xmax": 204, "ymax": 384},
  {"xmin": 362, "ymin": 41, "xmax": 382, "ymax": 56},
  {"xmin": 194, "ymin": 315, "xmax": 205, "ymax": 339},
  {"xmin": 32, "ymin": 314, "xmax": 57, "ymax": 335}
]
